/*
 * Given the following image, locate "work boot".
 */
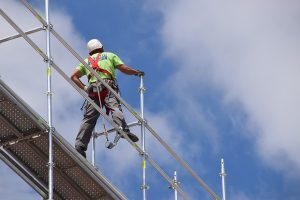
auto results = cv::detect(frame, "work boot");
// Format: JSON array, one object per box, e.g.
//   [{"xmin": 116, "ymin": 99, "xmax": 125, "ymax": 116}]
[
  {"xmin": 120, "ymin": 131, "xmax": 139, "ymax": 142},
  {"xmin": 76, "ymin": 146, "xmax": 86, "ymax": 158}
]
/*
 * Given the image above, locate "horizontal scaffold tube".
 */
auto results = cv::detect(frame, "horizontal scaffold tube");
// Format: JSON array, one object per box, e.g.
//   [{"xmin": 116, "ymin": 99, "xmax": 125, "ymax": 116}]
[
  {"xmin": 94, "ymin": 121, "xmax": 140, "ymax": 138},
  {"xmin": 0, "ymin": 27, "xmax": 44, "ymax": 44}
]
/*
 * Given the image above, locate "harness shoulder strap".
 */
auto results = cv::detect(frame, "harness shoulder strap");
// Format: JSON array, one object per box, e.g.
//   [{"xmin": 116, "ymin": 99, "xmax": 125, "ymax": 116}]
[
  {"xmin": 88, "ymin": 53, "xmax": 101, "ymax": 69},
  {"xmin": 87, "ymin": 53, "xmax": 113, "ymax": 77}
]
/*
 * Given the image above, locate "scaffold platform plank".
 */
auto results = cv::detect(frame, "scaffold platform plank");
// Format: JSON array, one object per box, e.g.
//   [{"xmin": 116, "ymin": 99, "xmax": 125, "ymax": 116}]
[{"xmin": 0, "ymin": 79, "xmax": 127, "ymax": 200}]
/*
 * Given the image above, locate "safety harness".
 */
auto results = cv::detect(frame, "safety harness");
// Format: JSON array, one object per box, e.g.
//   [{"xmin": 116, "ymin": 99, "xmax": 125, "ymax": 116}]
[
  {"xmin": 87, "ymin": 53, "xmax": 121, "ymax": 149},
  {"xmin": 88, "ymin": 53, "xmax": 112, "ymax": 77},
  {"xmin": 87, "ymin": 53, "xmax": 112, "ymax": 100}
]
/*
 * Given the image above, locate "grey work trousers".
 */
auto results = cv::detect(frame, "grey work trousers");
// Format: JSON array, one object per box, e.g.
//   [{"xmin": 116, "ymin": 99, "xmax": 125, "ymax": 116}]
[{"xmin": 75, "ymin": 84, "xmax": 129, "ymax": 151}]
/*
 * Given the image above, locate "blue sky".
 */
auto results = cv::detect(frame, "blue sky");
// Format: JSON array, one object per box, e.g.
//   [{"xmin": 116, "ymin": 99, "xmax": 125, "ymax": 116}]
[{"xmin": 1, "ymin": 0, "xmax": 300, "ymax": 199}]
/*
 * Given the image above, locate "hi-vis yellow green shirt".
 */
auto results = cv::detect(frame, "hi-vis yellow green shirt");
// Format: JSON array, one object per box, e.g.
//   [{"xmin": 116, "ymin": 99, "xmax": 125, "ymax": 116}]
[{"xmin": 76, "ymin": 52, "xmax": 124, "ymax": 83}]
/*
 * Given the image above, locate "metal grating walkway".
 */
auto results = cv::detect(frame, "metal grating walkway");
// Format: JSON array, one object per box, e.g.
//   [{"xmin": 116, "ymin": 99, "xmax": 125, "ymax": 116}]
[{"xmin": 0, "ymin": 79, "xmax": 127, "ymax": 200}]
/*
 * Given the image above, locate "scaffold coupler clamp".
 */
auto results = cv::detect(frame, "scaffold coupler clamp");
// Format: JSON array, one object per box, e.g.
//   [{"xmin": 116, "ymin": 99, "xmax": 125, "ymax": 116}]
[
  {"xmin": 46, "ymin": 162, "xmax": 55, "ymax": 168},
  {"xmin": 169, "ymin": 178, "xmax": 180, "ymax": 190},
  {"xmin": 139, "ymin": 85, "xmax": 146, "ymax": 93},
  {"xmin": 43, "ymin": 23, "xmax": 53, "ymax": 30},
  {"xmin": 43, "ymin": 56, "xmax": 53, "ymax": 65},
  {"xmin": 219, "ymin": 171, "xmax": 227, "ymax": 177},
  {"xmin": 140, "ymin": 184, "xmax": 150, "ymax": 190},
  {"xmin": 139, "ymin": 119, "xmax": 148, "ymax": 126},
  {"xmin": 46, "ymin": 127, "xmax": 55, "ymax": 134},
  {"xmin": 140, "ymin": 151, "xmax": 148, "ymax": 159}
]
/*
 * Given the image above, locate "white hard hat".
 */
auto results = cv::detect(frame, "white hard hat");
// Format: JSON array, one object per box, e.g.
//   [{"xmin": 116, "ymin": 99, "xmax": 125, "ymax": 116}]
[{"xmin": 87, "ymin": 39, "xmax": 103, "ymax": 53}]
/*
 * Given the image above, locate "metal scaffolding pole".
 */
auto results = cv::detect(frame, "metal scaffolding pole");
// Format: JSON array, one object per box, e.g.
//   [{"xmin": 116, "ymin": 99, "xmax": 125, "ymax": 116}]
[
  {"xmin": 91, "ymin": 131, "xmax": 96, "ymax": 167},
  {"xmin": 173, "ymin": 171, "xmax": 178, "ymax": 200},
  {"xmin": 169, "ymin": 171, "xmax": 180, "ymax": 200},
  {"xmin": 0, "ymin": 27, "xmax": 43, "ymax": 44},
  {"xmin": 220, "ymin": 159, "xmax": 227, "ymax": 200},
  {"xmin": 139, "ymin": 75, "xmax": 148, "ymax": 200},
  {"xmin": 44, "ymin": 0, "xmax": 54, "ymax": 199}
]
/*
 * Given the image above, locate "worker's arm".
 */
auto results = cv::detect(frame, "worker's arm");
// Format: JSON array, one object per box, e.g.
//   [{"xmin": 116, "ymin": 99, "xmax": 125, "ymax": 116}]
[
  {"xmin": 70, "ymin": 69, "xmax": 87, "ymax": 91},
  {"xmin": 117, "ymin": 64, "xmax": 144, "ymax": 76}
]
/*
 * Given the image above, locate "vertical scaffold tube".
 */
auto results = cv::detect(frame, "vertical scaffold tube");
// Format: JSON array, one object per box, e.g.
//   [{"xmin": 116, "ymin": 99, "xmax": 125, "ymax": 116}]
[
  {"xmin": 139, "ymin": 75, "xmax": 147, "ymax": 200},
  {"xmin": 91, "ymin": 132, "xmax": 96, "ymax": 166},
  {"xmin": 45, "ymin": 0, "xmax": 54, "ymax": 199},
  {"xmin": 220, "ymin": 158, "xmax": 227, "ymax": 200},
  {"xmin": 174, "ymin": 171, "xmax": 178, "ymax": 200}
]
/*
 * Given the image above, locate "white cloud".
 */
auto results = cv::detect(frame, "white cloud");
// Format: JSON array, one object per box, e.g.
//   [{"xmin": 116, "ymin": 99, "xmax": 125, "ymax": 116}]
[{"xmin": 158, "ymin": 0, "xmax": 300, "ymax": 178}]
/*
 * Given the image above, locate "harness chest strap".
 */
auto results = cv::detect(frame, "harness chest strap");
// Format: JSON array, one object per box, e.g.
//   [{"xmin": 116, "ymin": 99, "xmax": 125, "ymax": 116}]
[{"xmin": 88, "ymin": 53, "xmax": 112, "ymax": 77}]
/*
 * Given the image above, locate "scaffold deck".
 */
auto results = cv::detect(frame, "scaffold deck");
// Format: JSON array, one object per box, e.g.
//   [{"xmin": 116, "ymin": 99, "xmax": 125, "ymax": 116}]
[{"xmin": 0, "ymin": 79, "xmax": 127, "ymax": 200}]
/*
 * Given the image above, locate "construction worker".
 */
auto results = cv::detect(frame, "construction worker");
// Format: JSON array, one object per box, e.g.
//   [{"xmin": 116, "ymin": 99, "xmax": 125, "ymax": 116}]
[{"xmin": 71, "ymin": 39, "xmax": 144, "ymax": 158}]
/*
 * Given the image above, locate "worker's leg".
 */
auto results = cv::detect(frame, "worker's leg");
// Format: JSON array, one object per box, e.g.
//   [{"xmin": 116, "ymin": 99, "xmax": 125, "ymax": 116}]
[
  {"xmin": 105, "ymin": 91, "xmax": 129, "ymax": 131},
  {"xmin": 75, "ymin": 100, "xmax": 100, "ymax": 154},
  {"xmin": 105, "ymin": 90, "xmax": 139, "ymax": 142}
]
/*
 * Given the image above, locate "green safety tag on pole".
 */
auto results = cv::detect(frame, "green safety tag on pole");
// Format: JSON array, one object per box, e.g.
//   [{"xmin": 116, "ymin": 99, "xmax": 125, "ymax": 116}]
[
  {"xmin": 142, "ymin": 160, "xmax": 146, "ymax": 169},
  {"xmin": 37, "ymin": 48, "xmax": 43, "ymax": 54},
  {"xmin": 47, "ymin": 67, "xmax": 51, "ymax": 76}
]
